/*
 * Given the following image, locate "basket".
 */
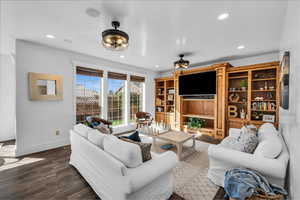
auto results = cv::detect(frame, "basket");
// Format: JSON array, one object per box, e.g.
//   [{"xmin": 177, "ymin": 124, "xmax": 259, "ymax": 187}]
[{"xmin": 230, "ymin": 189, "xmax": 284, "ymax": 200}]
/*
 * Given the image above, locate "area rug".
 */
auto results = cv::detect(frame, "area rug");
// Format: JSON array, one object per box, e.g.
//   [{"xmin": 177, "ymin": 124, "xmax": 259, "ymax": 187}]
[{"xmin": 153, "ymin": 138, "xmax": 219, "ymax": 200}]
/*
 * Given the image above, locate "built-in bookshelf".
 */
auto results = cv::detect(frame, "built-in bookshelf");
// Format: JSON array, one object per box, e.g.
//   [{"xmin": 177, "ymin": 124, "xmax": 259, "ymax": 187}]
[
  {"xmin": 250, "ymin": 68, "xmax": 278, "ymax": 122},
  {"xmin": 155, "ymin": 77, "xmax": 175, "ymax": 128},
  {"xmin": 154, "ymin": 61, "xmax": 279, "ymax": 139},
  {"xmin": 181, "ymin": 98, "xmax": 216, "ymax": 136},
  {"xmin": 226, "ymin": 62, "xmax": 280, "ymax": 130},
  {"xmin": 227, "ymin": 71, "xmax": 248, "ymax": 121}
]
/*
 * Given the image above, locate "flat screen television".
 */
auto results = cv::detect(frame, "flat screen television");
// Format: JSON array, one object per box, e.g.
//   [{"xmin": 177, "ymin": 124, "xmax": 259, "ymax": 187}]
[{"xmin": 179, "ymin": 71, "xmax": 216, "ymax": 96}]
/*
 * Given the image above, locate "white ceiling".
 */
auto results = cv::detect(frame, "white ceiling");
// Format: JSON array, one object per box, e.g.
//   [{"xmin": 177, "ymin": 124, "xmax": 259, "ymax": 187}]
[{"xmin": 1, "ymin": 0, "xmax": 287, "ymax": 71}]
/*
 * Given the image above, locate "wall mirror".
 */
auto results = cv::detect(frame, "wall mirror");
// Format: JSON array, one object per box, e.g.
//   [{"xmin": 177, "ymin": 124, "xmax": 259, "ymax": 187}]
[{"xmin": 28, "ymin": 72, "xmax": 63, "ymax": 100}]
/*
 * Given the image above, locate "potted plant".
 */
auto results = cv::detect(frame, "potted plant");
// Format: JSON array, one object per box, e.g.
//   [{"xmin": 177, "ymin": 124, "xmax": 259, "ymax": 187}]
[
  {"xmin": 185, "ymin": 117, "xmax": 205, "ymax": 133},
  {"xmin": 240, "ymin": 80, "xmax": 248, "ymax": 91}
]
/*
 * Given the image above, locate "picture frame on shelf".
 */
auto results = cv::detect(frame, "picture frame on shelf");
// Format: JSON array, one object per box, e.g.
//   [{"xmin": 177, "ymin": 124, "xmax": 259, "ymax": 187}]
[{"xmin": 262, "ymin": 114, "xmax": 275, "ymax": 123}]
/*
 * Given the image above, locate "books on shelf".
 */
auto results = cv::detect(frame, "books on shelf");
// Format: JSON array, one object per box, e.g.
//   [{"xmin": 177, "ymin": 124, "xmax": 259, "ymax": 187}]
[{"xmin": 252, "ymin": 101, "xmax": 276, "ymax": 111}]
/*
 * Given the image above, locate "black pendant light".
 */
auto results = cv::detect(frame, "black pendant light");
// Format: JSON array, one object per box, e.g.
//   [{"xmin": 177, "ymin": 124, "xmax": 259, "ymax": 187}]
[
  {"xmin": 102, "ymin": 21, "xmax": 129, "ymax": 50},
  {"xmin": 174, "ymin": 54, "xmax": 189, "ymax": 69}
]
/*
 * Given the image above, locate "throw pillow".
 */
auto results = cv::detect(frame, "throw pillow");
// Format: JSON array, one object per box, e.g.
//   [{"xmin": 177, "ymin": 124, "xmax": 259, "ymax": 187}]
[
  {"xmin": 120, "ymin": 138, "xmax": 152, "ymax": 162},
  {"xmin": 95, "ymin": 123, "xmax": 110, "ymax": 134},
  {"xmin": 238, "ymin": 132, "xmax": 259, "ymax": 153},
  {"xmin": 220, "ymin": 137, "xmax": 245, "ymax": 152},
  {"xmin": 254, "ymin": 136, "xmax": 282, "ymax": 158},
  {"xmin": 87, "ymin": 129, "xmax": 106, "ymax": 149},
  {"xmin": 258, "ymin": 123, "xmax": 278, "ymax": 141},
  {"xmin": 74, "ymin": 123, "xmax": 92, "ymax": 138},
  {"xmin": 120, "ymin": 131, "xmax": 141, "ymax": 142},
  {"xmin": 240, "ymin": 125, "xmax": 258, "ymax": 136},
  {"xmin": 103, "ymin": 135, "xmax": 143, "ymax": 168},
  {"xmin": 220, "ymin": 125, "xmax": 259, "ymax": 153}
]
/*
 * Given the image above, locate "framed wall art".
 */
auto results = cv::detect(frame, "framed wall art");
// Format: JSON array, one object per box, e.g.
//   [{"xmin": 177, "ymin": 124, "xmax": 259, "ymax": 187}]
[
  {"xmin": 280, "ymin": 51, "xmax": 290, "ymax": 110},
  {"xmin": 28, "ymin": 72, "xmax": 63, "ymax": 101}
]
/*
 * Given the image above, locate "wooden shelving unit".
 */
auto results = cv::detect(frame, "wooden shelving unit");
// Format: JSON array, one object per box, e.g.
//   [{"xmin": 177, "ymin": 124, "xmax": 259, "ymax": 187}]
[
  {"xmin": 173, "ymin": 62, "xmax": 229, "ymax": 139},
  {"xmin": 226, "ymin": 62, "xmax": 280, "ymax": 130},
  {"xmin": 182, "ymin": 114, "xmax": 215, "ymax": 120},
  {"xmin": 155, "ymin": 77, "xmax": 175, "ymax": 128},
  {"xmin": 154, "ymin": 61, "xmax": 279, "ymax": 140}
]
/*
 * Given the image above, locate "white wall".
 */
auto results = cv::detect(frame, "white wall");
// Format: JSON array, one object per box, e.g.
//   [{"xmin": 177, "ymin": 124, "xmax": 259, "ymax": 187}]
[
  {"xmin": 15, "ymin": 40, "xmax": 156, "ymax": 156},
  {"xmin": 0, "ymin": 0, "xmax": 16, "ymax": 142},
  {"xmin": 0, "ymin": 54, "xmax": 16, "ymax": 141},
  {"xmin": 157, "ymin": 52, "xmax": 279, "ymax": 78},
  {"xmin": 279, "ymin": 1, "xmax": 300, "ymax": 199}
]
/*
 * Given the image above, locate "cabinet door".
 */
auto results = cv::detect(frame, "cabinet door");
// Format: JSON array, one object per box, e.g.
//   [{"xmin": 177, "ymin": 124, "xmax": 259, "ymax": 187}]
[
  {"xmin": 155, "ymin": 113, "xmax": 164, "ymax": 123},
  {"xmin": 165, "ymin": 113, "xmax": 170, "ymax": 124},
  {"xmin": 228, "ymin": 120, "xmax": 244, "ymax": 129}
]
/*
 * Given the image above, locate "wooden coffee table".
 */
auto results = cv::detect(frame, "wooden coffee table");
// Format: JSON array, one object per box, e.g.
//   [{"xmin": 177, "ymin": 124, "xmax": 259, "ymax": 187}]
[{"xmin": 153, "ymin": 131, "xmax": 196, "ymax": 160}]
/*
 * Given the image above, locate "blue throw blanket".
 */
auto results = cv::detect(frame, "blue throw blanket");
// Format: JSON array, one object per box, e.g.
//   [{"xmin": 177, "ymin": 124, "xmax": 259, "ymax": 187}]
[{"xmin": 224, "ymin": 168, "xmax": 287, "ymax": 200}]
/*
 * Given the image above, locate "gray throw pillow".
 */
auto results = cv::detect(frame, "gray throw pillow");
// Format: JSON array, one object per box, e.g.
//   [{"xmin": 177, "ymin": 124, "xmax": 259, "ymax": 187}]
[
  {"xmin": 238, "ymin": 132, "xmax": 259, "ymax": 153},
  {"xmin": 220, "ymin": 125, "xmax": 259, "ymax": 153}
]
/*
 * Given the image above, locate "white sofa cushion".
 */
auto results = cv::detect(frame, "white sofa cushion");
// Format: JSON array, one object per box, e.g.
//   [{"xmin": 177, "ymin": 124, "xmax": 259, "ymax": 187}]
[
  {"xmin": 74, "ymin": 123, "xmax": 92, "ymax": 138},
  {"xmin": 103, "ymin": 135, "xmax": 143, "ymax": 168},
  {"xmin": 87, "ymin": 129, "xmax": 106, "ymax": 149},
  {"xmin": 258, "ymin": 123, "xmax": 278, "ymax": 141},
  {"xmin": 254, "ymin": 136, "xmax": 282, "ymax": 158}
]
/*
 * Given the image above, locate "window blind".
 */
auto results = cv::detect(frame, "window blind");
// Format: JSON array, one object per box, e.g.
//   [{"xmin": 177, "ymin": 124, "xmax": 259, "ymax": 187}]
[
  {"xmin": 108, "ymin": 72, "xmax": 127, "ymax": 80},
  {"xmin": 76, "ymin": 66, "xmax": 103, "ymax": 77},
  {"xmin": 130, "ymin": 75, "xmax": 145, "ymax": 82}
]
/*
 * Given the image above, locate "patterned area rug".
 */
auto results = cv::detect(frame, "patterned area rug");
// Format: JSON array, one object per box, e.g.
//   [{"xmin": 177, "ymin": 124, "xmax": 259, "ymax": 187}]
[{"xmin": 150, "ymin": 138, "xmax": 219, "ymax": 200}]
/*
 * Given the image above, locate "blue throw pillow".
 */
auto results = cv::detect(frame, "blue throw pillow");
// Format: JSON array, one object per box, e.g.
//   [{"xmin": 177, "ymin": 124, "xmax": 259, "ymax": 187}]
[
  {"xmin": 91, "ymin": 121, "xmax": 100, "ymax": 128},
  {"xmin": 121, "ymin": 131, "xmax": 141, "ymax": 142}
]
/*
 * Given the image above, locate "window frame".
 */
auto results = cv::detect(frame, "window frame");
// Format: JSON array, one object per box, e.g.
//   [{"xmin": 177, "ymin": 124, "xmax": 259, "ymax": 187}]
[
  {"xmin": 107, "ymin": 74, "xmax": 126, "ymax": 127},
  {"xmin": 75, "ymin": 67, "xmax": 103, "ymax": 124},
  {"xmin": 129, "ymin": 80, "xmax": 145, "ymax": 123},
  {"xmin": 73, "ymin": 61, "xmax": 147, "ymax": 129}
]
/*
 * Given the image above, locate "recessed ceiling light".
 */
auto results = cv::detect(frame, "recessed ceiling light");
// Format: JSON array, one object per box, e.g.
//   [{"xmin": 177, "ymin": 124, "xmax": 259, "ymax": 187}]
[
  {"xmin": 218, "ymin": 13, "xmax": 229, "ymax": 20},
  {"xmin": 237, "ymin": 45, "xmax": 245, "ymax": 50},
  {"xmin": 155, "ymin": 65, "xmax": 159, "ymax": 68},
  {"xmin": 86, "ymin": 8, "xmax": 100, "ymax": 18},
  {"xmin": 64, "ymin": 38, "xmax": 72, "ymax": 43},
  {"xmin": 120, "ymin": 55, "xmax": 125, "ymax": 58},
  {"xmin": 46, "ymin": 34, "xmax": 55, "ymax": 39}
]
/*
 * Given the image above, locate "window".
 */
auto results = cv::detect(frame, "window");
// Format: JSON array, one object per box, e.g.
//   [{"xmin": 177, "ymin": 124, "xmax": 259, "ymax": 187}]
[
  {"xmin": 76, "ymin": 67, "xmax": 102, "ymax": 123},
  {"xmin": 130, "ymin": 75, "xmax": 145, "ymax": 122},
  {"xmin": 107, "ymin": 72, "xmax": 126, "ymax": 126}
]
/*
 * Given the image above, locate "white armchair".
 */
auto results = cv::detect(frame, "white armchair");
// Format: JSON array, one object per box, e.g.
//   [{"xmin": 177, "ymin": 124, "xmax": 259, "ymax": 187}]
[{"xmin": 208, "ymin": 124, "xmax": 289, "ymax": 188}]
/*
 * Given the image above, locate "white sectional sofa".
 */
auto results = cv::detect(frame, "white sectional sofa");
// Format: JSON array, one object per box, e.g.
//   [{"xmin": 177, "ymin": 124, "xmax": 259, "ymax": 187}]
[
  {"xmin": 69, "ymin": 124, "xmax": 178, "ymax": 200},
  {"xmin": 208, "ymin": 123, "xmax": 289, "ymax": 187}
]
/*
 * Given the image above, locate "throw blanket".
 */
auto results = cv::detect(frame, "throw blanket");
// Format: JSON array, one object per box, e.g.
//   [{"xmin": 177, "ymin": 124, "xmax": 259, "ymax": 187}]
[{"xmin": 224, "ymin": 168, "xmax": 287, "ymax": 200}]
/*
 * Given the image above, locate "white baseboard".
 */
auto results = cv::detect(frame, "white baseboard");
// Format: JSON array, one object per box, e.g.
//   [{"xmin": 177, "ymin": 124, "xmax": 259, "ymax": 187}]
[
  {"xmin": 15, "ymin": 138, "xmax": 70, "ymax": 157},
  {"xmin": 0, "ymin": 135, "xmax": 15, "ymax": 142}
]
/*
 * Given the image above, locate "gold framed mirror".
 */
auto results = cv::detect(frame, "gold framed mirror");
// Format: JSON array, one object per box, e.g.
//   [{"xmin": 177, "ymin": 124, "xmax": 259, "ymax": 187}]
[{"xmin": 28, "ymin": 72, "xmax": 63, "ymax": 101}]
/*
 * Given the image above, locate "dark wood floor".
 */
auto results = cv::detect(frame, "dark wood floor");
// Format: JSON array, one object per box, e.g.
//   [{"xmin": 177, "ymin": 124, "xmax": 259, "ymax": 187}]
[
  {"xmin": 0, "ymin": 145, "xmax": 101, "ymax": 200},
  {"xmin": 0, "ymin": 143, "xmax": 184, "ymax": 200}
]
